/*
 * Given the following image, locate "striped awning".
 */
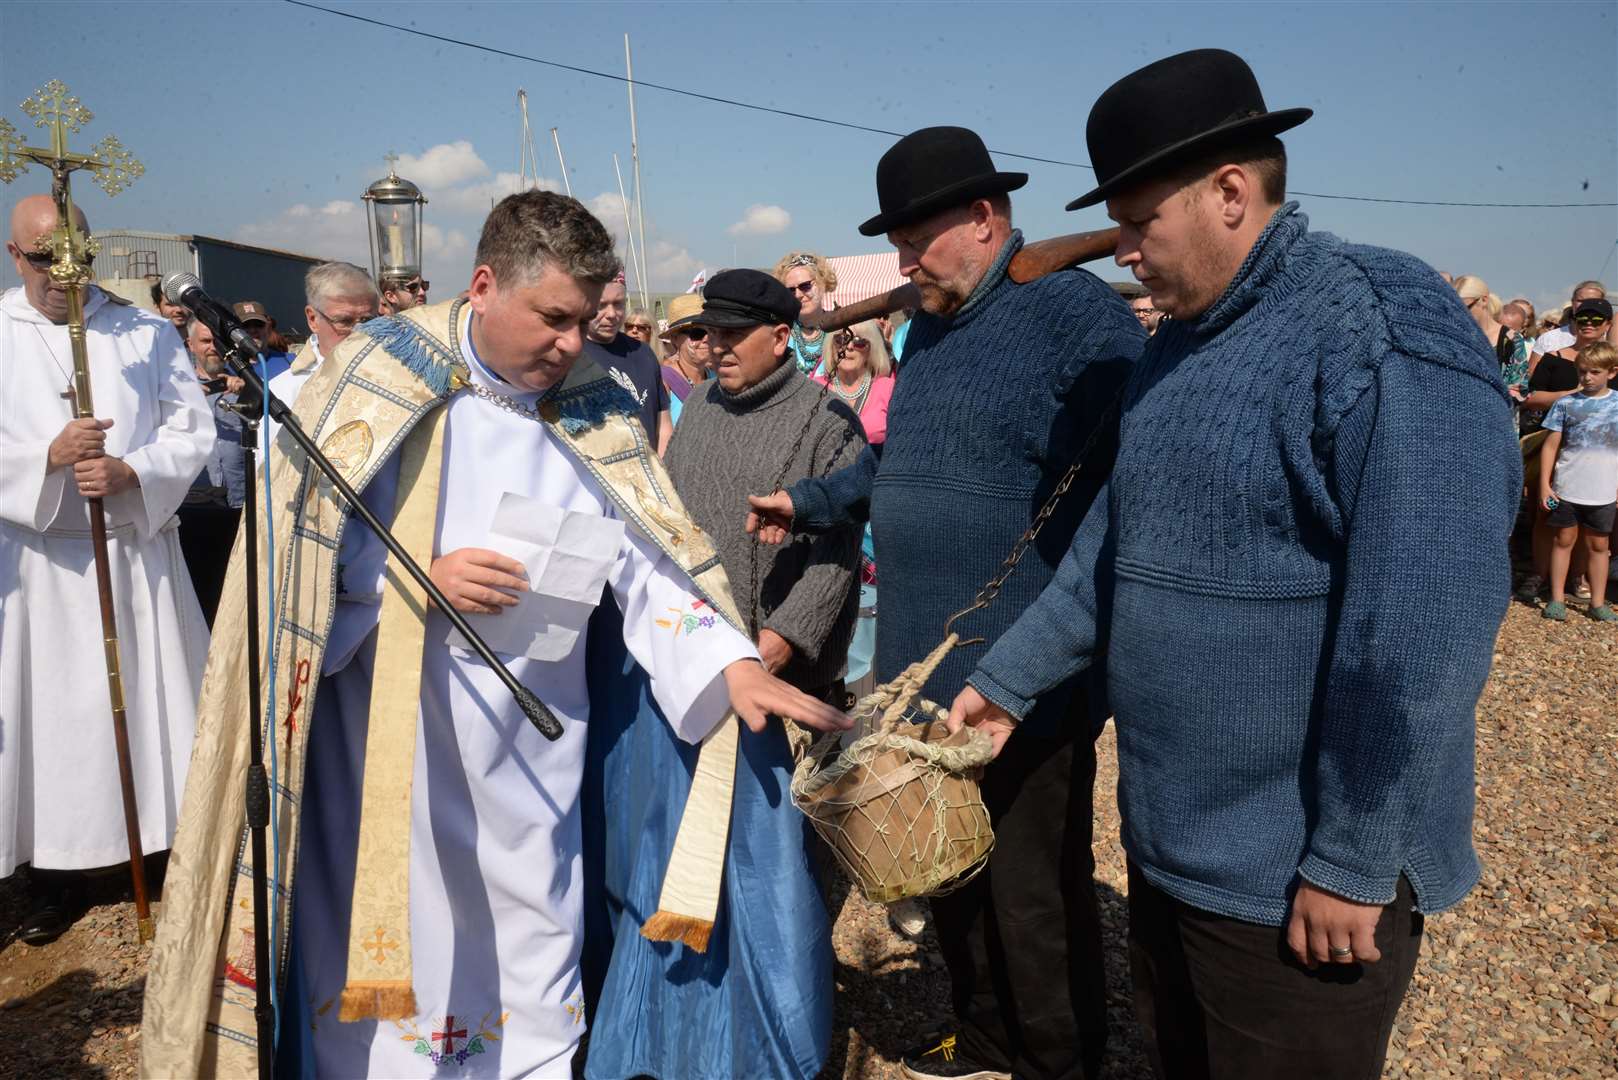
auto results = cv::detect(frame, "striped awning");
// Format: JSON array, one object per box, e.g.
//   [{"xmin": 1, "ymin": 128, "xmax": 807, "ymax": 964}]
[{"xmin": 826, "ymin": 251, "xmax": 907, "ymax": 308}]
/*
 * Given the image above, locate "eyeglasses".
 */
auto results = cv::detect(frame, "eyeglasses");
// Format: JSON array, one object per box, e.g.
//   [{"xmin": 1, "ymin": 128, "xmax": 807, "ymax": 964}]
[
  {"xmin": 790, "ymin": 281, "xmax": 816, "ymax": 295},
  {"xmin": 314, "ymin": 306, "xmax": 373, "ymax": 332},
  {"xmin": 404, "ymin": 279, "xmax": 429, "ymax": 294},
  {"xmin": 625, "ymin": 323, "xmax": 651, "ymax": 333},
  {"xmin": 1573, "ymin": 313, "xmax": 1610, "ymax": 326},
  {"xmin": 834, "ymin": 331, "xmax": 870, "ymax": 350},
  {"xmin": 682, "ymin": 327, "xmax": 708, "ymax": 341}
]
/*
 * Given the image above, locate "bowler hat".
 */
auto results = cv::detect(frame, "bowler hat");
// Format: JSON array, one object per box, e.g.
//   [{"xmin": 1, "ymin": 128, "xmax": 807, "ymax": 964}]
[
  {"xmin": 858, "ymin": 126, "xmax": 1028, "ymax": 237},
  {"xmin": 1066, "ymin": 49, "xmax": 1311, "ymax": 211},
  {"xmin": 697, "ymin": 269, "xmax": 799, "ymax": 329}
]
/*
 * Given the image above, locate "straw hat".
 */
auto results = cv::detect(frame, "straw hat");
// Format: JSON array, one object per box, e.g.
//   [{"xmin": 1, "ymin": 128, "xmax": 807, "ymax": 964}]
[{"xmin": 660, "ymin": 293, "xmax": 706, "ymax": 340}]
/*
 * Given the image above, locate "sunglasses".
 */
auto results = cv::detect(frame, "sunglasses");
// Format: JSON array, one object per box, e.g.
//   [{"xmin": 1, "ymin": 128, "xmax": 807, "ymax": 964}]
[
  {"xmin": 835, "ymin": 332, "xmax": 870, "ymax": 349},
  {"xmin": 1573, "ymin": 313, "xmax": 1610, "ymax": 326},
  {"xmin": 403, "ymin": 279, "xmax": 429, "ymax": 294},
  {"xmin": 682, "ymin": 327, "xmax": 708, "ymax": 341},
  {"xmin": 790, "ymin": 281, "xmax": 816, "ymax": 295},
  {"xmin": 625, "ymin": 323, "xmax": 651, "ymax": 333},
  {"xmin": 17, "ymin": 248, "xmax": 92, "ymax": 271}
]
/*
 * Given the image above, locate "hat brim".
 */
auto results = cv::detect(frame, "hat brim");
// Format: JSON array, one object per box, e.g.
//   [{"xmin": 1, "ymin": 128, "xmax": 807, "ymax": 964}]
[
  {"xmin": 858, "ymin": 171, "xmax": 1029, "ymax": 237},
  {"xmin": 1065, "ymin": 108, "xmax": 1312, "ymax": 211},
  {"xmin": 660, "ymin": 313, "xmax": 704, "ymax": 339}
]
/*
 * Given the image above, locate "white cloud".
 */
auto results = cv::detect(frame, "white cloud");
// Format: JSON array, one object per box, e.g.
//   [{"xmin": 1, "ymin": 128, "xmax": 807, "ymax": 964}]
[
  {"xmin": 644, "ymin": 239, "xmax": 701, "ymax": 291},
  {"xmin": 387, "ymin": 140, "xmax": 489, "ymax": 189},
  {"xmin": 236, "ymin": 200, "xmax": 368, "ymax": 264},
  {"xmin": 438, "ymin": 171, "xmax": 558, "ymax": 215},
  {"xmin": 726, "ymin": 204, "xmax": 791, "ymax": 237}
]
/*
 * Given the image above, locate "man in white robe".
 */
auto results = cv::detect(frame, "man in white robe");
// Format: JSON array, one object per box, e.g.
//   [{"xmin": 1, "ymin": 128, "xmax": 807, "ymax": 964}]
[
  {"xmin": 141, "ymin": 191, "xmax": 845, "ymax": 1078},
  {"xmin": 0, "ymin": 194, "xmax": 215, "ymax": 943}
]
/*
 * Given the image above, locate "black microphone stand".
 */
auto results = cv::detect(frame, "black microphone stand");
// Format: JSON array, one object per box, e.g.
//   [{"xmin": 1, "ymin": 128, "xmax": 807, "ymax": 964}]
[
  {"xmin": 217, "ymin": 341, "xmax": 564, "ymax": 1079},
  {"xmin": 219, "ymin": 358, "xmax": 275, "ymax": 1080}
]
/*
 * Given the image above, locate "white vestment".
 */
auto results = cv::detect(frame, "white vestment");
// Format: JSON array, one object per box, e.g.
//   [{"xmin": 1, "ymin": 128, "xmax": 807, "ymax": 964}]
[
  {"xmin": 284, "ymin": 322, "xmax": 756, "ymax": 1078},
  {"xmin": 0, "ymin": 286, "xmax": 214, "ymax": 874},
  {"xmin": 264, "ymin": 335, "xmax": 324, "ymax": 445}
]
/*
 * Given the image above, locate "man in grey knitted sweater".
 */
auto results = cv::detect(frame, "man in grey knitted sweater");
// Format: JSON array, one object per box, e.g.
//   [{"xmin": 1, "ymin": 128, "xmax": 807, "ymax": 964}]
[{"xmin": 666, "ymin": 269, "xmax": 866, "ymax": 700}]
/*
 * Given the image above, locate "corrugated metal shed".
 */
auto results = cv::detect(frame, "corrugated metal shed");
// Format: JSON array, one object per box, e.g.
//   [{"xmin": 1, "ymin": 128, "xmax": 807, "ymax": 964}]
[{"xmin": 94, "ymin": 230, "xmax": 325, "ymax": 338}]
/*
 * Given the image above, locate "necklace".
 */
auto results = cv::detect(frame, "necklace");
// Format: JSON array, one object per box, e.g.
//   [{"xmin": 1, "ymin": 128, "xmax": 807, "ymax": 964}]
[
  {"xmin": 29, "ymin": 322, "xmax": 77, "ymax": 403},
  {"xmin": 827, "ymin": 372, "xmax": 872, "ymax": 412},
  {"xmin": 468, "ymin": 382, "xmax": 548, "ymax": 421},
  {"xmin": 789, "ymin": 324, "xmax": 825, "ymax": 374}
]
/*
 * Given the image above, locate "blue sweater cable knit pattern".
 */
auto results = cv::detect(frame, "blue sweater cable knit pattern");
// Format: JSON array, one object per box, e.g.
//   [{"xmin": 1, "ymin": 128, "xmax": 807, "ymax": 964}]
[
  {"xmin": 789, "ymin": 230, "xmax": 1142, "ymax": 735},
  {"xmin": 970, "ymin": 205, "xmax": 1522, "ymax": 926}
]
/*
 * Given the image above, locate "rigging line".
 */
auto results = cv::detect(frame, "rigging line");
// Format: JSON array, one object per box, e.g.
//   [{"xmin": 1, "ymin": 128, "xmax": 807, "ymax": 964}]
[
  {"xmin": 284, "ymin": 0, "xmax": 1618, "ymax": 210},
  {"xmin": 1291, "ymin": 190, "xmax": 1616, "ymax": 208},
  {"xmin": 1595, "ymin": 238, "xmax": 1617, "ymax": 283}
]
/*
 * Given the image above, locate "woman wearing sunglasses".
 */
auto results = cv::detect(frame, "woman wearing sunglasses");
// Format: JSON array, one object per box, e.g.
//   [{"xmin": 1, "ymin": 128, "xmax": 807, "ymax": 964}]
[
  {"xmin": 624, "ymin": 308, "xmax": 663, "ymax": 359},
  {"xmin": 772, "ymin": 251, "xmax": 838, "ymax": 375},
  {"xmin": 658, "ymin": 294, "xmax": 712, "ymax": 425},
  {"xmin": 812, "ymin": 319, "xmax": 896, "ymax": 446}
]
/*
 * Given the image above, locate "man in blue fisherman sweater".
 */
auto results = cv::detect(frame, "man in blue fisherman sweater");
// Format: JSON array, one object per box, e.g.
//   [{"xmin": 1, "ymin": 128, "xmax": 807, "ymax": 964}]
[
  {"xmin": 749, "ymin": 127, "xmax": 1142, "ymax": 1080},
  {"xmin": 951, "ymin": 50, "xmax": 1520, "ymax": 1080}
]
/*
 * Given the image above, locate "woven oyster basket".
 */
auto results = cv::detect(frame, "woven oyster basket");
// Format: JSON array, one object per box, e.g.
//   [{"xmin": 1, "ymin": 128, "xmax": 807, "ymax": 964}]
[{"xmin": 790, "ymin": 636, "xmax": 995, "ymax": 904}]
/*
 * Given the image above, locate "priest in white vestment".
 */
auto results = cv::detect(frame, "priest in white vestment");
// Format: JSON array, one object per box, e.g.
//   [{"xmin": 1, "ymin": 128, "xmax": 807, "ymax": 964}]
[
  {"xmin": 0, "ymin": 195, "xmax": 214, "ymax": 943},
  {"xmin": 141, "ymin": 191, "xmax": 846, "ymax": 1079}
]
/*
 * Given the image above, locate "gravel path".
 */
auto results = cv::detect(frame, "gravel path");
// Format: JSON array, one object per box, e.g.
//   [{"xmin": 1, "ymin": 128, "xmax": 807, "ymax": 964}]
[{"xmin": 3, "ymin": 600, "xmax": 1614, "ymax": 1078}]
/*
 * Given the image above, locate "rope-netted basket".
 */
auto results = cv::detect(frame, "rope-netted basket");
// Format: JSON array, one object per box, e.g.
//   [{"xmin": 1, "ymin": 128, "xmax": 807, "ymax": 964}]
[{"xmin": 790, "ymin": 635, "xmax": 994, "ymax": 904}]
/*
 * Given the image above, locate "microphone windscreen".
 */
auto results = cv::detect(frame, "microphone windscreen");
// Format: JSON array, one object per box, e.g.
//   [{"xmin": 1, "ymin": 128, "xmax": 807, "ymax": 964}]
[{"xmin": 162, "ymin": 271, "xmax": 202, "ymax": 303}]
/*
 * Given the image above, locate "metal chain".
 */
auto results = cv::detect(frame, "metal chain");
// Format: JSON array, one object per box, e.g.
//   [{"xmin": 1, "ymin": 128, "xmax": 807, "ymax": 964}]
[
  {"xmin": 942, "ymin": 385, "xmax": 1127, "ymax": 641},
  {"xmin": 469, "ymin": 382, "xmax": 545, "ymax": 420}
]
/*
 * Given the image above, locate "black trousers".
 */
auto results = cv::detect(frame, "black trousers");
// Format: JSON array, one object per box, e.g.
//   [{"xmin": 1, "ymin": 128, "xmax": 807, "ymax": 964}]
[
  {"xmin": 1126, "ymin": 862, "xmax": 1423, "ymax": 1080},
  {"xmin": 177, "ymin": 503, "xmax": 241, "ymax": 628},
  {"xmin": 930, "ymin": 712, "xmax": 1107, "ymax": 1080}
]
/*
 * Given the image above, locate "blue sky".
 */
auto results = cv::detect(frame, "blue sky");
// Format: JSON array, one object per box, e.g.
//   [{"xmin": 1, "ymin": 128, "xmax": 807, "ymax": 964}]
[{"xmin": 3, "ymin": 1, "xmax": 1614, "ymax": 314}]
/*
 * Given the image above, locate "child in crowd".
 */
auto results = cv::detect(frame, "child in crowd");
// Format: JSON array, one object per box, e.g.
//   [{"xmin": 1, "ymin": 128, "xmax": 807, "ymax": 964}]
[{"xmin": 1538, "ymin": 340, "xmax": 1618, "ymax": 622}]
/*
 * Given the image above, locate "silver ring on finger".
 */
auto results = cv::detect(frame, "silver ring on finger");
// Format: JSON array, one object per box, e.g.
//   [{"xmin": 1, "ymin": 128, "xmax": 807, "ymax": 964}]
[{"xmin": 1328, "ymin": 945, "xmax": 1353, "ymax": 959}]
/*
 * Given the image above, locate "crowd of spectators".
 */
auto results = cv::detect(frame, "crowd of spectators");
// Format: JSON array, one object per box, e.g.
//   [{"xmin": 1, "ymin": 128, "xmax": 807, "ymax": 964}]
[{"xmin": 1446, "ymin": 276, "xmax": 1618, "ymax": 622}]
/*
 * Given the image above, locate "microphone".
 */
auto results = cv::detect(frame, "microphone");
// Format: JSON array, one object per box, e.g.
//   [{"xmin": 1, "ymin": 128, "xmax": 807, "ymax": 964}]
[{"xmin": 162, "ymin": 272, "xmax": 261, "ymax": 358}]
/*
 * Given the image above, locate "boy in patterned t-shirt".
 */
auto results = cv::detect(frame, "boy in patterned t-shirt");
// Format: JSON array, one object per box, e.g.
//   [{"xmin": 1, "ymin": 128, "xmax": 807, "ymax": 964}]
[{"xmin": 1538, "ymin": 340, "xmax": 1618, "ymax": 621}]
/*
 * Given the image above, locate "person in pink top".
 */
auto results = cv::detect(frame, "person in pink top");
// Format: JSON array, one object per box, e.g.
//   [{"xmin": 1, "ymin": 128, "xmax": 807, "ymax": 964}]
[{"xmin": 813, "ymin": 319, "xmax": 896, "ymax": 445}]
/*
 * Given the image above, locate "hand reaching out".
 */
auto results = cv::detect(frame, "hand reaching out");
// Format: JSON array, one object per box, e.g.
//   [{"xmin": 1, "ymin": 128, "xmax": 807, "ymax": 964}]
[
  {"xmin": 429, "ymin": 547, "xmax": 528, "ymax": 615},
  {"xmin": 723, "ymin": 659, "xmax": 850, "ymax": 734},
  {"xmin": 946, "ymin": 684, "xmax": 1018, "ymax": 759},
  {"xmin": 745, "ymin": 491, "xmax": 795, "ymax": 546}
]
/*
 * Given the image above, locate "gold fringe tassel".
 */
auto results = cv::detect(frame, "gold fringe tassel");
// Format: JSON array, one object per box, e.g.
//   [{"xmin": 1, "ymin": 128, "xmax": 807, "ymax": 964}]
[
  {"xmin": 338, "ymin": 981, "xmax": 418, "ymax": 1022},
  {"xmin": 640, "ymin": 909, "xmax": 713, "ymax": 952}
]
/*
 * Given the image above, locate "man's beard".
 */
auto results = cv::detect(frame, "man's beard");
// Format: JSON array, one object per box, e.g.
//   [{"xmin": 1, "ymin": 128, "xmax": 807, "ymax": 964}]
[
  {"xmin": 197, "ymin": 354, "xmax": 226, "ymax": 376},
  {"xmin": 913, "ymin": 270, "xmax": 973, "ymax": 318}
]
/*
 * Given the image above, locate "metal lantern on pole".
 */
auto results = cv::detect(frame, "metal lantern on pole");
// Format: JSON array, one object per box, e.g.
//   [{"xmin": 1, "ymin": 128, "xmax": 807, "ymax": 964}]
[{"xmin": 363, "ymin": 153, "xmax": 427, "ymax": 285}]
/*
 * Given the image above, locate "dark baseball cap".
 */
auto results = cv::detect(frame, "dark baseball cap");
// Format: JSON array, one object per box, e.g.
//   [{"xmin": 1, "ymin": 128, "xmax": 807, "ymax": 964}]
[
  {"xmin": 1573, "ymin": 297, "xmax": 1613, "ymax": 321},
  {"xmin": 233, "ymin": 300, "xmax": 270, "ymax": 326},
  {"xmin": 697, "ymin": 269, "xmax": 799, "ymax": 329}
]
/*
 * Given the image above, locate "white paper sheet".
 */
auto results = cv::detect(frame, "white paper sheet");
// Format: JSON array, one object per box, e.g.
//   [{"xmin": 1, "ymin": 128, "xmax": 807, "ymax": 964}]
[{"xmin": 448, "ymin": 491, "xmax": 627, "ymax": 661}]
